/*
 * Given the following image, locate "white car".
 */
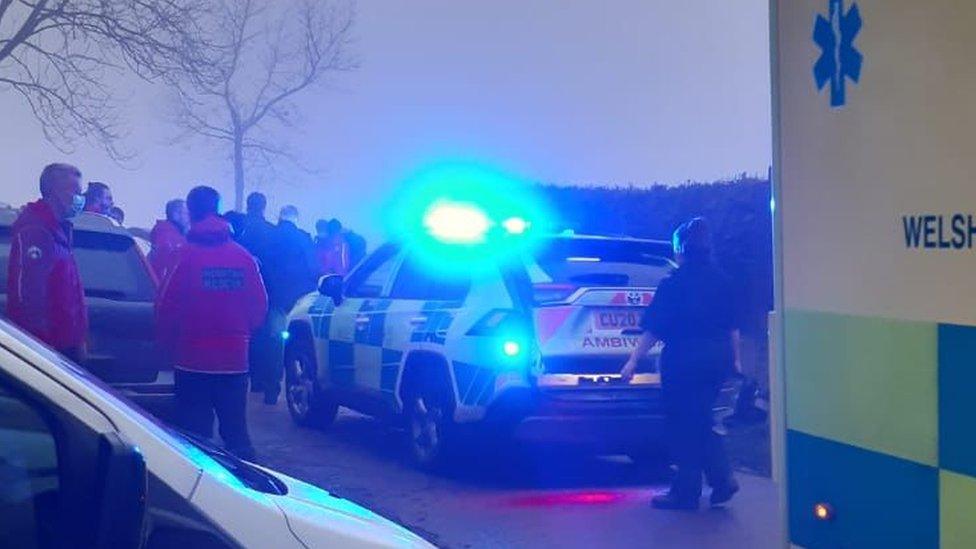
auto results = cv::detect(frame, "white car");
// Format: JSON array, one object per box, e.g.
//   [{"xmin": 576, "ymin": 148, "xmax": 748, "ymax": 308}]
[
  {"xmin": 284, "ymin": 233, "xmax": 732, "ymax": 468},
  {"xmin": 0, "ymin": 317, "xmax": 432, "ymax": 548}
]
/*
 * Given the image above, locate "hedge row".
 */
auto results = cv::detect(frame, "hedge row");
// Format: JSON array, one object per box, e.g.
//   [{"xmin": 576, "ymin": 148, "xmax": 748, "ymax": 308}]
[{"xmin": 537, "ymin": 175, "xmax": 773, "ymax": 335}]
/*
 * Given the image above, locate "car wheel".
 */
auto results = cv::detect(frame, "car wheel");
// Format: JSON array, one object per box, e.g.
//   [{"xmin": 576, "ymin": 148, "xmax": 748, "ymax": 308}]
[
  {"xmin": 405, "ymin": 380, "xmax": 456, "ymax": 470},
  {"xmin": 284, "ymin": 344, "xmax": 338, "ymax": 428}
]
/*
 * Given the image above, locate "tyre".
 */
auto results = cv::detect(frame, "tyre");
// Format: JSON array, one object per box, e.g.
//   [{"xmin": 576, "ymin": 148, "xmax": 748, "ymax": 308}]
[
  {"xmin": 403, "ymin": 371, "xmax": 457, "ymax": 470},
  {"xmin": 284, "ymin": 342, "xmax": 338, "ymax": 428}
]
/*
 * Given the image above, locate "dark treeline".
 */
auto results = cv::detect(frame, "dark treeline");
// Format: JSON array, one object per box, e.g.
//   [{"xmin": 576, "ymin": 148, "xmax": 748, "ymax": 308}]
[{"xmin": 537, "ymin": 174, "xmax": 773, "ymax": 336}]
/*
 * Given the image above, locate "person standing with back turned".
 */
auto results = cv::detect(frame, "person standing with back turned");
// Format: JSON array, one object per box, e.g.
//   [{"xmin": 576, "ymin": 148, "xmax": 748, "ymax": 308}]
[
  {"xmin": 260, "ymin": 205, "xmax": 318, "ymax": 405},
  {"xmin": 621, "ymin": 217, "xmax": 742, "ymax": 510},
  {"xmin": 238, "ymin": 191, "xmax": 279, "ymax": 394},
  {"xmin": 157, "ymin": 186, "xmax": 268, "ymax": 459}
]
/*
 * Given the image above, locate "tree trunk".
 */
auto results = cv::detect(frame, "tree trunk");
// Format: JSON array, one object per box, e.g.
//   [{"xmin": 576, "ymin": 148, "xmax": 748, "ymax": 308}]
[{"xmin": 233, "ymin": 134, "xmax": 246, "ymax": 211}]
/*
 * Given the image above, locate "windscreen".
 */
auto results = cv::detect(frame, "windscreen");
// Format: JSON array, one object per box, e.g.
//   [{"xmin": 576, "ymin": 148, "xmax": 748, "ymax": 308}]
[{"xmin": 0, "ymin": 229, "xmax": 155, "ymax": 302}]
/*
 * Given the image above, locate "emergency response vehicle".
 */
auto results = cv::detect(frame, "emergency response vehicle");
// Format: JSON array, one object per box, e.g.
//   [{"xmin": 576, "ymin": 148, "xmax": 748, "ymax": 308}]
[
  {"xmin": 284, "ymin": 229, "xmax": 736, "ymax": 467},
  {"xmin": 0, "ymin": 316, "xmax": 432, "ymax": 547}
]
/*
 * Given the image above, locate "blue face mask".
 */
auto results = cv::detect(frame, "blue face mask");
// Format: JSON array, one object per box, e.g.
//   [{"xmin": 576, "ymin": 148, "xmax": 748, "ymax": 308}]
[{"xmin": 70, "ymin": 194, "xmax": 86, "ymax": 217}]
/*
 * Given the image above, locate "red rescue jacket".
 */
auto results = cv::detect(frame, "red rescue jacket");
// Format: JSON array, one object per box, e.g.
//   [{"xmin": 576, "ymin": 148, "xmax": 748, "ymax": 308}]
[
  {"xmin": 156, "ymin": 215, "xmax": 268, "ymax": 374},
  {"xmin": 148, "ymin": 219, "xmax": 186, "ymax": 283},
  {"xmin": 315, "ymin": 233, "xmax": 350, "ymax": 276},
  {"xmin": 6, "ymin": 200, "xmax": 88, "ymax": 351}
]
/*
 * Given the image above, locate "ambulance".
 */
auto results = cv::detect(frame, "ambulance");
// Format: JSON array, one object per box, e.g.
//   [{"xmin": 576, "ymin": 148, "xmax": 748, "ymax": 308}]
[{"xmin": 284, "ymin": 208, "xmax": 738, "ymax": 468}]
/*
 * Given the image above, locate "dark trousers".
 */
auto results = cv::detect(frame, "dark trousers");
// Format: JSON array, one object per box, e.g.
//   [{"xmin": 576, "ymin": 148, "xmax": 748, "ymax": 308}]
[
  {"xmin": 249, "ymin": 308, "xmax": 286, "ymax": 400},
  {"xmin": 662, "ymin": 368, "xmax": 734, "ymax": 500},
  {"xmin": 175, "ymin": 370, "xmax": 254, "ymax": 458}
]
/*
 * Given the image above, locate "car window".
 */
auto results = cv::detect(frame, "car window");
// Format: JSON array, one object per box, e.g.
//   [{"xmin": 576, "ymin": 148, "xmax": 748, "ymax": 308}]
[
  {"xmin": 0, "ymin": 228, "xmax": 155, "ymax": 302},
  {"xmin": 344, "ymin": 244, "xmax": 400, "ymax": 298},
  {"xmin": 0, "ymin": 382, "xmax": 60, "ymax": 549},
  {"xmin": 529, "ymin": 238, "xmax": 674, "ymax": 289},
  {"xmin": 73, "ymin": 231, "xmax": 155, "ymax": 302},
  {"xmin": 390, "ymin": 254, "xmax": 471, "ymax": 302}
]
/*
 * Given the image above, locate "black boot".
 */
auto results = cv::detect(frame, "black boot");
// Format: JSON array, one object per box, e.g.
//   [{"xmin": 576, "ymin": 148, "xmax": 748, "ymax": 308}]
[{"xmin": 709, "ymin": 479, "xmax": 740, "ymax": 506}]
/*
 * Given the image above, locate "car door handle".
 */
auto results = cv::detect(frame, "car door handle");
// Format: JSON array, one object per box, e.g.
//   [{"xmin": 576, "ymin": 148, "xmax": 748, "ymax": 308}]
[{"xmin": 409, "ymin": 316, "xmax": 428, "ymax": 326}]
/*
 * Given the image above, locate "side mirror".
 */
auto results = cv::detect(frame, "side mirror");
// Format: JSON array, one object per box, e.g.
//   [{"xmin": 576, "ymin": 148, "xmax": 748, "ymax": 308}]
[
  {"xmin": 94, "ymin": 432, "xmax": 147, "ymax": 549},
  {"xmin": 318, "ymin": 274, "xmax": 344, "ymax": 305}
]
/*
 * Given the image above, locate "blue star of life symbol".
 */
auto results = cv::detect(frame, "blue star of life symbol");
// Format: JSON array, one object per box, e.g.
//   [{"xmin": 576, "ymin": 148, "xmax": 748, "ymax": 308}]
[{"xmin": 813, "ymin": 0, "xmax": 863, "ymax": 107}]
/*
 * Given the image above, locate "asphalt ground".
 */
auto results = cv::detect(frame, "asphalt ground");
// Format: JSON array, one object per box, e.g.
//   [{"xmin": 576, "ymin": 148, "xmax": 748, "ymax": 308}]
[{"xmin": 246, "ymin": 395, "xmax": 780, "ymax": 548}]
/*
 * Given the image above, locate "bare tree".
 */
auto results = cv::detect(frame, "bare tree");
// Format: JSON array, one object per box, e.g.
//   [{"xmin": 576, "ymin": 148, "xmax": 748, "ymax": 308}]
[
  {"xmin": 167, "ymin": 0, "xmax": 356, "ymax": 210},
  {"xmin": 0, "ymin": 0, "xmax": 211, "ymax": 161}
]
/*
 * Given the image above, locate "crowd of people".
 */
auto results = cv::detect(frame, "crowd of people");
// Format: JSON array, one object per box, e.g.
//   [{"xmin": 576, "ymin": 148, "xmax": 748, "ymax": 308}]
[
  {"xmin": 7, "ymin": 163, "xmax": 743, "ymax": 510},
  {"xmin": 6, "ymin": 163, "xmax": 367, "ymax": 460}
]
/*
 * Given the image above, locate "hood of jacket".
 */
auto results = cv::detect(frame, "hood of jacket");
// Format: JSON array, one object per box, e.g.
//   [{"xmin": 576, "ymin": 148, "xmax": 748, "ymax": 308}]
[{"xmin": 187, "ymin": 215, "xmax": 233, "ymax": 246}]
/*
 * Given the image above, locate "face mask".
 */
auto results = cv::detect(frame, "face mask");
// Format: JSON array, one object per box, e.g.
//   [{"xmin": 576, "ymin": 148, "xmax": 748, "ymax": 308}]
[{"xmin": 70, "ymin": 194, "xmax": 86, "ymax": 217}]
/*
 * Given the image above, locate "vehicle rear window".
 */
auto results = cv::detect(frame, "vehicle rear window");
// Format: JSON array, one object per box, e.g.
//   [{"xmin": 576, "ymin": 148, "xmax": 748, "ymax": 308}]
[
  {"xmin": 529, "ymin": 238, "xmax": 674, "ymax": 289},
  {"xmin": 0, "ymin": 228, "xmax": 155, "ymax": 302}
]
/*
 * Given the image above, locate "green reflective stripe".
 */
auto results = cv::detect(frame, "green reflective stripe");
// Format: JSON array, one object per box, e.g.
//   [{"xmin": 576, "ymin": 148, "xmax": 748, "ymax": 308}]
[
  {"xmin": 940, "ymin": 470, "xmax": 976, "ymax": 549},
  {"xmin": 784, "ymin": 309, "xmax": 938, "ymax": 467}
]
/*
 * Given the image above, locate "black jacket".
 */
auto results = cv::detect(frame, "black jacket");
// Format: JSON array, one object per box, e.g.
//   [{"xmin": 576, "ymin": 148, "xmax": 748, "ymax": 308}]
[
  {"xmin": 641, "ymin": 260, "xmax": 741, "ymax": 375},
  {"xmin": 266, "ymin": 220, "xmax": 318, "ymax": 311}
]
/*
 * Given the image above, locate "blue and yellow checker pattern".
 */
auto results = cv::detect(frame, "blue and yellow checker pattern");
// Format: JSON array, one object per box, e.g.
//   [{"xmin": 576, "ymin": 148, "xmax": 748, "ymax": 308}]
[
  {"xmin": 305, "ymin": 295, "xmax": 498, "ymax": 408},
  {"xmin": 785, "ymin": 309, "xmax": 976, "ymax": 548}
]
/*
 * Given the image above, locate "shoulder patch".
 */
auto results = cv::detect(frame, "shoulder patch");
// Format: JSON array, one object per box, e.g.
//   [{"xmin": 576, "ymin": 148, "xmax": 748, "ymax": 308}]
[{"xmin": 26, "ymin": 246, "xmax": 43, "ymax": 260}]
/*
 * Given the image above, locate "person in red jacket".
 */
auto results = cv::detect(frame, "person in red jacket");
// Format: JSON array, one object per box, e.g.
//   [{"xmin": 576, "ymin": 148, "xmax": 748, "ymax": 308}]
[
  {"xmin": 7, "ymin": 163, "xmax": 88, "ymax": 361},
  {"xmin": 148, "ymin": 199, "xmax": 189, "ymax": 282},
  {"xmin": 314, "ymin": 218, "xmax": 350, "ymax": 276},
  {"xmin": 156, "ymin": 186, "xmax": 268, "ymax": 459}
]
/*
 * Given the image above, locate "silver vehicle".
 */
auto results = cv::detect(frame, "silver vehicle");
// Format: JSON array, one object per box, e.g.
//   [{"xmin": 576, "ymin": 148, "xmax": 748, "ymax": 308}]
[{"xmin": 0, "ymin": 209, "xmax": 173, "ymax": 411}]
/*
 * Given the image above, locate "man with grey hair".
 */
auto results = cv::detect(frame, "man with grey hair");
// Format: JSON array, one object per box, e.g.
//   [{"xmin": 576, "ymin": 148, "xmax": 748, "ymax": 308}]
[{"xmin": 7, "ymin": 163, "xmax": 89, "ymax": 361}]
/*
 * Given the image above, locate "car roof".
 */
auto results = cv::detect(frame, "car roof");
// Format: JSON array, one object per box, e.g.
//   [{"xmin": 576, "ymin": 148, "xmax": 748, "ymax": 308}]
[
  {"xmin": 0, "ymin": 208, "xmax": 133, "ymax": 238},
  {"xmin": 542, "ymin": 232, "xmax": 671, "ymax": 246}
]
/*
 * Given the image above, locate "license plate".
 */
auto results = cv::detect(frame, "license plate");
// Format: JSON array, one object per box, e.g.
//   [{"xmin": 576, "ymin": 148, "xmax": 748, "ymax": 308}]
[{"xmin": 593, "ymin": 309, "xmax": 641, "ymax": 330}]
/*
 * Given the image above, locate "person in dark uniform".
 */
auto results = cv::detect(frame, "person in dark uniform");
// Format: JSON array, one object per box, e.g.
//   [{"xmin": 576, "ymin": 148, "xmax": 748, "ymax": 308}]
[
  {"xmin": 621, "ymin": 217, "xmax": 742, "ymax": 510},
  {"xmin": 260, "ymin": 205, "xmax": 318, "ymax": 405}
]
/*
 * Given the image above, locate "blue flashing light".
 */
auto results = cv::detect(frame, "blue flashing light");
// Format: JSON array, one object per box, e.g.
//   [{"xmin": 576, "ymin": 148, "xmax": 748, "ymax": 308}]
[
  {"xmin": 423, "ymin": 200, "xmax": 491, "ymax": 243},
  {"xmin": 281, "ymin": 330, "xmax": 291, "ymax": 341},
  {"xmin": 382, "ymin": 162, "xmax": 558, "ymax": 276},
  {"xmin": 502, "ymin": 216, "xmax": 530, "ymax": 235},
  {"xmin": 502, "ymin": 340, "xmax": 522, "ymax": 357}
]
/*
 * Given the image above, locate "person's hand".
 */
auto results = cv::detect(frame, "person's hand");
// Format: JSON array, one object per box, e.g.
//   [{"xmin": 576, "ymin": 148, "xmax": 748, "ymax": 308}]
[{"xmin": 620, "ymin": 357, "xmax": 638, "ymax": 382}]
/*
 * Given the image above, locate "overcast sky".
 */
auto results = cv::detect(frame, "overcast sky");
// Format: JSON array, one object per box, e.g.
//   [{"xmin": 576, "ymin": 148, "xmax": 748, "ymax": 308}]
[{"xmin": 0, "ymin": 1, "xmax": 771, "ymax": 240}]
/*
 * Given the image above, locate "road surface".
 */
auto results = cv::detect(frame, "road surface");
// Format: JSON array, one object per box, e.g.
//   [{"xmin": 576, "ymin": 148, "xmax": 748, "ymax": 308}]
[{"xmin": 246, "ymin": 394, "xmax": 780, "ymax": 548}]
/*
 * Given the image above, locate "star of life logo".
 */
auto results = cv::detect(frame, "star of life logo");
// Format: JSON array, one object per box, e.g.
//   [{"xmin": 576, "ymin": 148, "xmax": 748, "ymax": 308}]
[{"xmin": 813, "ymin": 0, "xmax": 863, "ymax": 107}]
